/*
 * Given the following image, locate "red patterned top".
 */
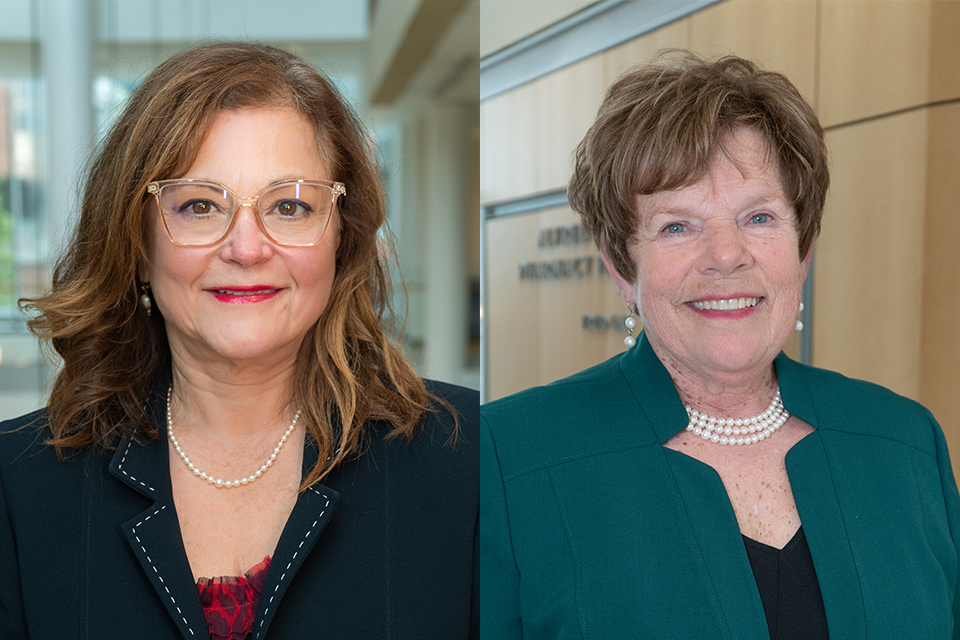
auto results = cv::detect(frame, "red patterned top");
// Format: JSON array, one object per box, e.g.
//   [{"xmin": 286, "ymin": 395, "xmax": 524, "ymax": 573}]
[{"xmin": 196, "ymin": 556, "xmax": 271, "ymax": 640}]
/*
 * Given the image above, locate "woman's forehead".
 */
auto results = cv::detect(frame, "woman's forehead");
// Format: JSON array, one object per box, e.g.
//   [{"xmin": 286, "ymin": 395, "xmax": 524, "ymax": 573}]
[
  {"xmin": 636, "ymin": 132, "xmax": 787, "ymax": 219},
  {"xmin": 633, "ymin": 126, "xmax": 783, "ymax": 200}
]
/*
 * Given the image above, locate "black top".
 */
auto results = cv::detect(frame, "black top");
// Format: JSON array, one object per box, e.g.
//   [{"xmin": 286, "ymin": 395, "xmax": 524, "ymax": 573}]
[
  {"xmin": 743, "ymin": 526, "xmax": 829, "ymax": 640},
  {"xmin": 0, "ymin": 376, "xmax": 478, "ymax": 640}
]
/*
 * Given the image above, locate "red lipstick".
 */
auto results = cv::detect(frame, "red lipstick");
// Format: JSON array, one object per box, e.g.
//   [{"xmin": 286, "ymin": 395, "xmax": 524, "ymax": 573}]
[{"xmin": 207, "ymin": 285, "xmax": 281, "ymax": 304}]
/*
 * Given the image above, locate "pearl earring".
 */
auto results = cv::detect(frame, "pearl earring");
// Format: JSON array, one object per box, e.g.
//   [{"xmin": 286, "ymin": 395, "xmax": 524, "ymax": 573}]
[
  {"xmin": 794, "ymin": 301, "xmax": 804, "ymax": 332},
  {"xmin": 140, "ymin": 283, "xmax": 152, "ymax": 317},
  {"xmin": 624, "ymin": 304, "xmax": 638, "ymax": 348}
]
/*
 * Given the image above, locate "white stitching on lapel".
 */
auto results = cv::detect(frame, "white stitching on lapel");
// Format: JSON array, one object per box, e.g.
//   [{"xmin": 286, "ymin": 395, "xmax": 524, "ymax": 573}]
[
  {"xmin": 117, "ymin": 439, "xmax": 157, "ymax": 494},
  {"xmin": 254, "ymin": 488, "xmax": 331, "ymax": 639},
  {"xmin": 132, "ymin": 505, "xmax": 196, "ymax": 638}
]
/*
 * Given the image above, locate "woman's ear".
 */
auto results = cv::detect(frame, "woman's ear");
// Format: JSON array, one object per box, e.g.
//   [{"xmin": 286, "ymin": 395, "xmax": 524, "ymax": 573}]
[
  {"xmin": 138, "ymin": 257, "xmax": 151, "ymax": 285},
  {"xmin": 599, "ymin": 251, "xmax": 636, "ymax": 304},
  {"xmin": 800, "ymin": 245, "xmax": 813, "ymax": 283}
]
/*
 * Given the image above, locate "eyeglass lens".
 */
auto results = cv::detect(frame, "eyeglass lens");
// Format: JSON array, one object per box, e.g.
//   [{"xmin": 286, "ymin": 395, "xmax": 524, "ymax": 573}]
[{"xmin": 157, "ymin": 181, "xmax": 334, "ymax": 245}]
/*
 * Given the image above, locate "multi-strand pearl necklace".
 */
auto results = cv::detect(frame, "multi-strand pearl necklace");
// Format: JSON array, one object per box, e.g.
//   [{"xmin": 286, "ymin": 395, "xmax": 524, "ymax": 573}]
[
  {"xmin": 684, "ymin": 390, "xmax": 789, "ymax": 446},
  {"xmin": 166, "ymin": 385, "xmax": 301, "ymax": 488}
]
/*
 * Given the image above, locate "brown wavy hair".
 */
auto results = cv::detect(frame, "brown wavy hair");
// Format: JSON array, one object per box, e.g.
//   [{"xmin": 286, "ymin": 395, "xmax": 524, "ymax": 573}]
[
  {"xmin": 568, "ymin": 51, "xmax": 829, "ymax": 283},
  {"xmin": 21, "ymin": 41, "xmax": 439, "ymax": 488}
]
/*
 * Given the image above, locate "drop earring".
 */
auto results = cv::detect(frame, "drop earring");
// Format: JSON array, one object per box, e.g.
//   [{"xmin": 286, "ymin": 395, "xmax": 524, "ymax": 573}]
[
  {"xmin": 140, "ymin": 283, "xmax": 153, "ymax": 317},
  {"xmin": 624, "ymin": 304, "xmax": 638, "ymax": 348},
  {"xmin": 794, "ymin": 301, "xmax": 804, "ymax": 332}
]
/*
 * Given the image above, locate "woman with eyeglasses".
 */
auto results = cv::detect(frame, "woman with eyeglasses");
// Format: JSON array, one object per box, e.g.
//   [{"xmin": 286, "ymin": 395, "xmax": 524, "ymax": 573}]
[{"xmin": 0, "ymin": 42, "xmax": 477, "ymax": 640}]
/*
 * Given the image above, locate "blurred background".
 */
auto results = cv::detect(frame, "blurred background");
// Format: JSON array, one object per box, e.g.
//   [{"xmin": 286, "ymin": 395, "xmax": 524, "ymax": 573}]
[
  {"xmin": 480, "ymin": 0, "xmax": 960, "ymax": 461},
  {"xmin": 0, "ymin": 0, "xmax": 480, "ymax": 420}
]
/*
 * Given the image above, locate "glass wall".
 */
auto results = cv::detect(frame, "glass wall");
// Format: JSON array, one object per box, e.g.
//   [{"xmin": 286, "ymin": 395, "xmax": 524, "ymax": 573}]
[
  {"xmin": 0, "ymin": 0, "xmax": 480, "ymax": 420},
  {"xmin": 0, "ymin": 57, "xmax": 49, "ymax": 417}
]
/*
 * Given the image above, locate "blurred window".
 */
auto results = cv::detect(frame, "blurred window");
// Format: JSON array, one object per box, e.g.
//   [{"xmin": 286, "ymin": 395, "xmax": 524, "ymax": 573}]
[{"xmin": 0, "ymin": 75, "xmax": 48, "ymax": 418}]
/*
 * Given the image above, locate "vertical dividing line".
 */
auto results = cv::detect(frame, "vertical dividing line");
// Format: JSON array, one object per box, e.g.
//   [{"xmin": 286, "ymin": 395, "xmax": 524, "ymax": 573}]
[
  {"xmin": 800, "ymin": 253, "xmax": 814, "ymax": 366},
  {"xmin": 480, "ymin": 204, "xmax": 488, "ymax": 403}
]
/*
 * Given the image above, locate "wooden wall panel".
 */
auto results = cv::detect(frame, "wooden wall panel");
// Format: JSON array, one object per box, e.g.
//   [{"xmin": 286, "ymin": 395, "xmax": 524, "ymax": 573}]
[
  {"xmin": 688, "ymin": 0, "xmax": 818, "ymax": 106},
  {"xmin": 480, "ymin": 84, "xmax": 537, "ymax": 204},
  {"xmin": 928, "ymin": 0, "xmax": 960, "ymax": 103},
  {"xmin": 533, "ymin": 212, "xmax": 624, "ymax": 390},
  {"xmin": 534, "ymin": 56, "xmax": 606, "ymax": 192},
  {"xmin": 485, "ymin": 207, "xmax": 629, "ymax": 401},
  {"xmin": 813, "ymin": 110, "xmax": 928, "ymax": 400},
  {"xmin": 486, "ymin": 213, "xmax": 542, "ymax": 398},
  {"xmin": 818, "ymin": 0, "xmax": 933, "ymax": 127},
  {"xmin": 920, "ymin": 103, "xmax": 960, "ymax": 442},
  {"xmin": 603, "ymin": 19, "xmax": 689, "ymax": 86}
]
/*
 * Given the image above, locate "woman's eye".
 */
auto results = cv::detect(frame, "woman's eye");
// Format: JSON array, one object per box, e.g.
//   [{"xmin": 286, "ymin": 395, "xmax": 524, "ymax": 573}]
[
  {"xmin": 278, "ymin": 201, "xmax": 300, "ymax": 216},
  {"xmin": 178, "ymin": 199, "xmax": 217, "ymax": 215},
  {"xmin": 664, "ymin": 223, "xmax": 686, "ymax": 234},
  {"xmin": 271, "ymin": 200, "xmax": 313, "ymax": 218},
  {"xmin": 750, "ymin": 213, "xmax": 770, "ymax": 224}
]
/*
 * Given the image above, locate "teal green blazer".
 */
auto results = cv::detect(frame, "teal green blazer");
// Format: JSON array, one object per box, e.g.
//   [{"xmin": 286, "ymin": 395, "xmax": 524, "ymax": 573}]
[{"xmin": 481, "ymin": 332, "xmax": 960, "ymax": 639}]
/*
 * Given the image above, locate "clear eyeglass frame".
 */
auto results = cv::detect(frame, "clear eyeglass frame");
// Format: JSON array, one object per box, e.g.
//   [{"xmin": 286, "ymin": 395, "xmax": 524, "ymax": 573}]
[{"xmin": 146, "ymin": 178, "xmax": 346, "ymax": 247}]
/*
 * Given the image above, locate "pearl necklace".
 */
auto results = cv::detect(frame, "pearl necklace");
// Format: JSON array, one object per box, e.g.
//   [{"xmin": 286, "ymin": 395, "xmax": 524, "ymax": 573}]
[
  {"xmin": 166, "ymin": 385, "xmax": 301, "ymax": 488},
  {"xmin": 684, "ymin": 390, "xmax": 789, "ymax": 446}
]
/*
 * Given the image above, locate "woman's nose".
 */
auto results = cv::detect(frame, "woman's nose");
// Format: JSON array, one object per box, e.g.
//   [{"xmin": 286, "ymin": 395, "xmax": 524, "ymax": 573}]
[
  {"xmin": 219, "ymin": 204, "xmax": 274, "ymax": 265},
  {"xmin": 698, "ymin": 222, "xmax": 752, "ymax": 275}
]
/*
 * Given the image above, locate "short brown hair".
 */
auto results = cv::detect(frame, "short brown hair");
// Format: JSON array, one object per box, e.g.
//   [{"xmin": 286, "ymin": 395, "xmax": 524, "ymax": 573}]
[
  {"xmin": 22, "ymin": 42, "xmax": 435, "ymax": 488},
  {"xmin": 568, "ymin": 51, "xmax": 829, "ymax": 282}
]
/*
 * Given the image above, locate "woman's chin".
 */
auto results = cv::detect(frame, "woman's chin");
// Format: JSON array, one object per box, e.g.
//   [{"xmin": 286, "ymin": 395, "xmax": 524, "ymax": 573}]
[
  {"xmin": 696, "ymin": 335, "xmax": 782, "ymax": 376},
  {"xmin": 174, "ymin": 329, "xmax": 303, "ymax": 371}
]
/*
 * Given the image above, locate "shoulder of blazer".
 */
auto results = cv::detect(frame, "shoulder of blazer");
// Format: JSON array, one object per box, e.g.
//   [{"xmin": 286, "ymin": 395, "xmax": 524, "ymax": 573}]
[
  {"xmin": 424, "ymin": 379, "xmax": 479, "ymax": 441},
  {"xmin": 776, "ymin": 353, "xmax": 941, "ymax": 457},
  {"xmin": 389, "ymin": 379, "xmax": 479, "ymax": 471},
  {"xmin": 1, "ymin": 407, "xmax": 50, "ymax": 441},
  {"xmin": 482, "ymin": 352, "xmax": 626, "ymax": 419},
  {"xmin": 0, "ymin": 408, "xmax": 69, "ymax": 483},
  {"xmin": 481, "ymin": 353, "xmax": 654, "ymax": 479}
]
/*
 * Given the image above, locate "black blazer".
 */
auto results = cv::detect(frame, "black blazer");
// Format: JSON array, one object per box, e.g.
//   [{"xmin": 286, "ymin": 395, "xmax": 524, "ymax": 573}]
[{"xmin": 0, "ymin": 378, "xmax": 478, "ymax": 640}]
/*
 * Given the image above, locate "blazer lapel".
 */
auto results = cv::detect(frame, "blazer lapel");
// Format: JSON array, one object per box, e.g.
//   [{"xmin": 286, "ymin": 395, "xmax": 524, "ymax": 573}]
[
  {"xmin": 251, "ymin": 482, "xmax": 338, "ymax": 640},
  {"xmin": 778, "ymin": 354, "xmax": 868, "ymax": 638},
  {"xmin": 109, "ymin": 381, "xmax": 209, "ymax": 640},
  {"xmin": 108, "ymin": 380, "xmax": 341, "ymax": 640},
  {"xmin": 120, "ymin": 484, "xmax": 209, "ymax": 640},
  {"xmin": 617, "ymin": 335, "xmax": 869, "ymax": 638},
  {"xmin": 619, "ymin": 334, "xmax": 774, "ymax": 638}
]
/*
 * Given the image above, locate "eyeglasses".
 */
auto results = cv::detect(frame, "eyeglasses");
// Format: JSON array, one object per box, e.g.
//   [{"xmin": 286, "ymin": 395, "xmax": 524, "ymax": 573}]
[{"xmin": 146, "ymin": 179, "xmax": 346, "ymax": 247}]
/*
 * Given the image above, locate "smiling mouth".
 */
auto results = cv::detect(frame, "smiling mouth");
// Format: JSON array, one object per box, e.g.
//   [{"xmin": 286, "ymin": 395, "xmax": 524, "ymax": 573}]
[
  {"xmin": 690, "ymin": 297, "xmax": 761, "ymax": 311},
  {"xmin": 212, "ymin": 289, "xmax": 280, "ymax": 296}
]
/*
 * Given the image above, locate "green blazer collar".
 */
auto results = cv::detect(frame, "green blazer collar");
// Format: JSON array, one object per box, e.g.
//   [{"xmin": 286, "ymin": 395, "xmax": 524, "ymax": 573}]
[
  {"xmin": 619, "ymin": 330, "xmax": 821, "ymax": 445},
  {"xmin": 619, "ymin": 331, "xmax": 687, "ymax": 444},
  {"xmin": 773, "ymin": 350, "xmax": 820, "ymax": 429}
]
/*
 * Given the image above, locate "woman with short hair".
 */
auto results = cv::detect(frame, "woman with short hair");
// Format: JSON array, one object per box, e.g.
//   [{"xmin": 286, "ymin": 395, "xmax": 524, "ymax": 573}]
[{"xmin": 480, "ymin": 52, "xmax": 959, "ymax": 639}]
